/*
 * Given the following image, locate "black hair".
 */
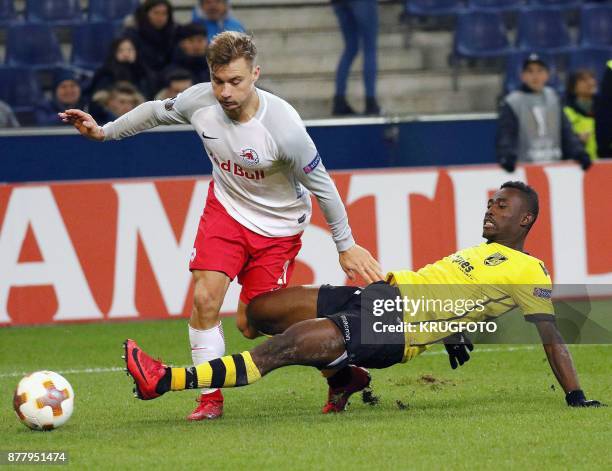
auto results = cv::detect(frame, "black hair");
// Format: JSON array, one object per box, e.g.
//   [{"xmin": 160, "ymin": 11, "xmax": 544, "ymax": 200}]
[
  {"xmin": 565, "ymin": 69, "xmax": 596, "ymax": 112},
  {"xmin": 104, "ymin": 37, "xmax": 136, "ymax": 64},
  {"xmin": 500, "ymin": 181, "xmax": 539, "ymax": 229},
  {"xmin": 163, "ymin": 67, "xmax": 193, "ymax": 86},
  {"xmin": 135, "ymin": 0, "xmax": 174, "ymax": 31}
]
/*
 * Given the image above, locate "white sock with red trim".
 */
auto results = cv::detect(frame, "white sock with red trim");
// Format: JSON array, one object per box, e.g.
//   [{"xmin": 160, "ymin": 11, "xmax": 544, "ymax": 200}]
[{"xmin": 189, "ymin": 322, "xmax": 225, "ymax": 396}]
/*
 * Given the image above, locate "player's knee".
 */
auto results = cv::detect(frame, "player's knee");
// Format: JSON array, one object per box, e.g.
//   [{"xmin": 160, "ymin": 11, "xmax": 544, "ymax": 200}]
[
  {"xmin": 192, "ymin": 287, "xmax": 222, "ymax": 320},
  {"xmin": 245, "ymin": 297, "xmax": 271, "ymax": 333}
]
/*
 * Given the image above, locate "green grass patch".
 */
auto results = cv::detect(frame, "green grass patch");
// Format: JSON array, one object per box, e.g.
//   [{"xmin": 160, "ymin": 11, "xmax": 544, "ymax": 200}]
[{"xmin": 1, "ymin": 319, "xmax": 611, "ymax": 469}]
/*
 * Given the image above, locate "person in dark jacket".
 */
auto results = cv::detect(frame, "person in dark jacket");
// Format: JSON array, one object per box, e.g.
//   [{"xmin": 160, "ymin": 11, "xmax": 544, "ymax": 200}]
[
  {"xmin": 496, "ymin": 54, "xmax": 591, "ymax": 172},
  {"xmin": 36, "ymin": 70, "xmax": 88, "ymax": 126},
  {"xmin": 595, "ymin": 60, "xmax": 612, "ymax": 158},
  {"xmin": 167, "ymin": 23, "xmax": 210, "ymax": 85},
  {"xmin": 89, "ymin": 37, "xmax": 156, "ymax": 100},
  {"xmin": 124, "ymin": 0, "xmax": 176, "ymax": 79}
]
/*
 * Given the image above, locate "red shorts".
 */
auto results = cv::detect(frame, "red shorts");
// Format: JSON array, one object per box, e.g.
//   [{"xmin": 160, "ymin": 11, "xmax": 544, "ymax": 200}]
[{"xmin": 189, "ymin": 183, "xmax": 303, "ymax": 304}]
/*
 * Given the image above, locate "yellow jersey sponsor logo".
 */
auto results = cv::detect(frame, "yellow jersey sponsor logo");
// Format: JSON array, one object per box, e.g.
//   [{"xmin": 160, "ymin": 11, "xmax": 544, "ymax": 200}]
[{"xmin": 484, "ymin": 252, "xmax": 508, "ymax": 266}]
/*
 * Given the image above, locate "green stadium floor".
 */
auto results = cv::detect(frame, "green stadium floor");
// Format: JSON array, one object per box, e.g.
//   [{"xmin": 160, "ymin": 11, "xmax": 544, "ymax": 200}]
[{"xmin": 1, "ymin": 314, "xmax": 611, "ymax": 469}]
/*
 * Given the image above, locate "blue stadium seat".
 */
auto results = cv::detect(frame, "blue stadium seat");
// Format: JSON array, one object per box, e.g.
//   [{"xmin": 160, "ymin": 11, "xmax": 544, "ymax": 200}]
[
  {"xmin": 503, "ymin": 50, "xmax": 562, "ymax": 93},
  {"xmin": 0, "ymin": 0, "xmax": 18, "ymax": 26},
  {"xmin": 517, "ymin": 7, "xmax": 573, "ymax": 54},
  {"xmin": 88, "ymin": 0, "xmax": 140, "ymax": 22},
  {"xmin": 405, "ymin": 0, "xmax": 464, "ymax": 16},
  {"xmin": 568, "ymin": 47, "xmax": 612, "ymax": 83},
  {"xmin": 0, "ymin": 67, "xmax": 42, "ymax": 113},
  {"xmin": 530, "ymin": 0, "xmax": 581, "ymax": 8},
  {"xmin": 5, "ymin": 24, "xmax": 65, "ymax": 69},
  {"xmin": 454, "ymin": 10, "xmax": 513, "ymax": 59},
  {"xmin": 468, "ymin": 0, "xmax": 522, "ymax": 13},
  {"xmin": 580, "ymin": 4, "xmax": 612, "ymax": 48},
  {"xmin": 71, "ymin": 22, "xmax": 122, "ymax": 71},
  {"xmin": 26, "ymin": 0, "xmax": 83, "ymax": 26}
]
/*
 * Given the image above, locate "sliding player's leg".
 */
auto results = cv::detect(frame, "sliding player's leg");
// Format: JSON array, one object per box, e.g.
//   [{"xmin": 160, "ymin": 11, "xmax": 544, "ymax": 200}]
[
  {"xmin": 244, "ymin": 286, "xmax": 321, "ymax": 335},
  {"xmin": 246, "ymin": 284, "xmax": 370, "ymax": 413},
  {"xmin": 234, "ymin": 231, "xmax": 303, "ymax": 338},
  {"xmin": 124, "ymin": 317, "xmax": 347, "ymax": 400},
  {"xmin": 246, "ymin": 284, "xmax": 363, "ymax": 336}
]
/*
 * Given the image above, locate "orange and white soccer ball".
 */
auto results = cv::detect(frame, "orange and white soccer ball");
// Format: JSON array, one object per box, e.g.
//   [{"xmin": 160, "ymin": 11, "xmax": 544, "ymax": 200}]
[{"xmin": 13, "ymin": 371, "xmax": 74, "ymax": 431}]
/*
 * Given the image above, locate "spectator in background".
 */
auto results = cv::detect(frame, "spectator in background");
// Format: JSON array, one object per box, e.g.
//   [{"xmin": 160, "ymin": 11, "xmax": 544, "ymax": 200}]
[
  {"xmin": 36, "ymin": 70, "xmax": 88, "ymax": 126},
  {"xmin": 496, "ymin": 54, "xmax": 591, "ymax": 172},
  {"xmin": 331, "ymin": 0, "xmax": 380, "ymax": 116},
  {"xmin": 90, "ymin": 82, "xmax": 145, "ymax": 124},
  {"xmin": 564, "ymin": 70, "xmax": 598, "ymax": 162},
  {"xmin": 595, "ymin": 60, "xmax": 612, "ymax": 158},
  {"xmin": 89, "ymin": 37, "xmax": 155, "ymax": 100},
  {"xmin": 0, "ymin": 100, "xmax": 19, "ymax": 128},
  {"xmin": 168, "ymin": 23, "xmax": 210, "ymax": 84},
  {"xmin": 124, "ymin": 0, "xmax": 176, "ymax": 78},
  {"xmin": 192, "ymin": 0, "xmax": 245, "ymax": 42},
  {"xmin": 154, "ymin": 68, "xmax": 194, "ymax": 101}
]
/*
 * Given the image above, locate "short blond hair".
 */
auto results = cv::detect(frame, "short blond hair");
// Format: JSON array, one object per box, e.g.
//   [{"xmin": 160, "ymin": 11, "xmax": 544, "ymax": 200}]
[{"xmin": 206, "ymin": 31, "xmax": 257, "ymax": 72}]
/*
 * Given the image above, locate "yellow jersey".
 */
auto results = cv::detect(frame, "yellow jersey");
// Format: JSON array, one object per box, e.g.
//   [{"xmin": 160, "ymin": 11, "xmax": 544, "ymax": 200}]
[{"xmin": 386, "ymin": 242, "xmax": 554, "ymax": 361}]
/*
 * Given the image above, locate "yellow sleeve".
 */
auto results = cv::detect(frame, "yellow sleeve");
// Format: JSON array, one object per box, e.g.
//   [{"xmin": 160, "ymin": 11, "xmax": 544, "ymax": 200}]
[
  {"xmin": 510, "ymin": 261, "xmax": 555, "ymax": 322},
  {"xmin": 563, "ymin": 106, "xmax": 577, "ymax": 126}
]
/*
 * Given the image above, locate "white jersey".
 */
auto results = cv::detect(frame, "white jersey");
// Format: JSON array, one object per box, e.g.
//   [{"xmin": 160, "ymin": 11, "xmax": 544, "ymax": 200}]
[{"xmin": 102, "ymin": 83, "xmax": 354, "ymax": 251}]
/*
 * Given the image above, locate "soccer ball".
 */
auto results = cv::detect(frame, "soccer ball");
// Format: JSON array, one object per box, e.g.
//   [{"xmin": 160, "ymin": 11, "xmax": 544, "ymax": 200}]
[{"xmin": 13, "ymin": 371, "xmax": 74, "ymax": 431}]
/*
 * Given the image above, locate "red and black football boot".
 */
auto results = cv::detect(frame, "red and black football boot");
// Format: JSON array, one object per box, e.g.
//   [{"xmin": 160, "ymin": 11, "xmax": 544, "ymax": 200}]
[
  {"xmin": 123, "ymin": 339, "xmax": 169, "ymax": 400},
  {"xmin": 187, "ymin": 389, "xmax": 224, "ymax": 421},
  {"xmin": 322, "ymin": 366, "xmax": 372, "ymax": 414}
]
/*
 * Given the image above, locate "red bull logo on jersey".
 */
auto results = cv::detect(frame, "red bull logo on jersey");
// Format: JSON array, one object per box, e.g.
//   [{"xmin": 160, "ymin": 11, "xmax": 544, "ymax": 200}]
[
  {"xmin": 213, "ymin": 156, "xmax": 265, "ymax": 180},
  {"xmin": 239, "ymin": 147, "xmax": 260, "ymax": 167}
]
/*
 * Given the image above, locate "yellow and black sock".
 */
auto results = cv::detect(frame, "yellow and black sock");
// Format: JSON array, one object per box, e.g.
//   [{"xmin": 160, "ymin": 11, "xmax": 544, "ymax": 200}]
[{"xmin": 166, "ymin": 351, "xmax": 262, "ymax": 392}]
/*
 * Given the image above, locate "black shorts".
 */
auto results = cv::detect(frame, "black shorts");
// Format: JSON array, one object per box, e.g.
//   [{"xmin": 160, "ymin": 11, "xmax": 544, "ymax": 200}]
[{"xmin": 317, "ymin": 282, "xmax": 405, "ymax": 369}]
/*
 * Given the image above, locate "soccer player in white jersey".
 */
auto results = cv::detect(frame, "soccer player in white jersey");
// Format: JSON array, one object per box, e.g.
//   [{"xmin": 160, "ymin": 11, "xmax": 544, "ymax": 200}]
[{"xmin": 60, "ymin": 32, "xmax": 383, "ymax": 421}]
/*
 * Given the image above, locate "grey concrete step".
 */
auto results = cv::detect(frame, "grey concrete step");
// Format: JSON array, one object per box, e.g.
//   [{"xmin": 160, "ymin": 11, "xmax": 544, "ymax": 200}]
[
  {"xmin": 410, "ymin": 31, "xmax": 454, "ymax": 70},
  {"xmin": 258, "ymin": 47, "xmax": 424, "ymax": 76},
  {"xmin": 259, "ymin": 72, "xmax": 502, "ymax": 118},
  {"xmin": 260, "ymin": 71, "xmax": 501, "ymax": 98},
  {"xmin": 252, "ymin": 30, "xmax": 406, "ymax": 55},
  {"xmin": 233, "ymin": 3, "xmax": 405, "ymax": 33}
]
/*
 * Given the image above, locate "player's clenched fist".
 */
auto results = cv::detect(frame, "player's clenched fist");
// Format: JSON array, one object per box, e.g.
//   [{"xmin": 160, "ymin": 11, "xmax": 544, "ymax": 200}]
[{"xmin": 58, "ymin": 109, "xmax": 105, "ymax": 141}]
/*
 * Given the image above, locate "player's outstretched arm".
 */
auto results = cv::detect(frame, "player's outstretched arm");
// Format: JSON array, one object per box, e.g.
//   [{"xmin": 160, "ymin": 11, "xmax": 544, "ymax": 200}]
[
  {"xmin": 535, "ymin": 319, "xmax": 606, "ymax": 407},
  {"xmin": 339, "ymin": 244, "xmax": 384, "ymax": 284},
  {"xmin": 58, "ymin": 109, "xmax": 104, "ymax": 141}
]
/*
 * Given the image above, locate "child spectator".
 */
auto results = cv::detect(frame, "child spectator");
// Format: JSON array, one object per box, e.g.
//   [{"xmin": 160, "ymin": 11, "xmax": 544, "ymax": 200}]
[
  {"xmin": 155, "ymin": 68, "xmax": 194, "ymax": 101},
  {"xmin": 36, "ymin": 70, "xmax": 88, "ymax": 126},
  {"xmin": 90, "ymin": 82, "xmax": 146, "ymax": 124},
  {"xmin": 169, "ymin": 23, "xmax": 210, "ymax": 84},
  {"xmin": 89, "ymin": 37, "xmax": 156, "ymax": 100}
]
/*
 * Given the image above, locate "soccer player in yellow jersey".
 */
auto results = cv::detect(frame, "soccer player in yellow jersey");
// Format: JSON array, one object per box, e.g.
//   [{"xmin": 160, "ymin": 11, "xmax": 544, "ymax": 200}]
[{"xmin": 124, "ymin": 181, "xmax": 605, "ymax": 411}]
